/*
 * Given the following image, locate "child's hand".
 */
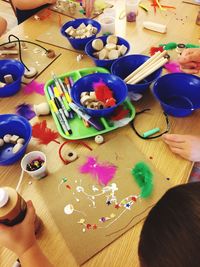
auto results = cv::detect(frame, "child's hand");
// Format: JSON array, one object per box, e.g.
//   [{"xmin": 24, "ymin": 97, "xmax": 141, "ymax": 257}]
[
  {"xmin": 162, "ymin": 134, "xmax": 200, "ymax": 161},
  {"xmin": 178, "ymin": 48, "xmax": 200, "ymax": 74},
  {"xmin": 0, "ymin": 201, "xmax": 37, "ymax": 257}
]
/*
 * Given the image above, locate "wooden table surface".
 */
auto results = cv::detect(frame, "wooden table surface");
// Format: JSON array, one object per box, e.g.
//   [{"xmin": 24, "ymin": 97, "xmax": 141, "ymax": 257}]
[{"xmin": 0, "ymin": 0, "xmax": 199, "ymax": 266}]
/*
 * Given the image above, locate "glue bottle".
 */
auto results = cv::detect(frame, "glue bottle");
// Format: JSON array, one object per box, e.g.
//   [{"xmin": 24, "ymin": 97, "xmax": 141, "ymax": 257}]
[{"xmin": 0, "ymin": 187, "xmax": 41, "ymax": 232}]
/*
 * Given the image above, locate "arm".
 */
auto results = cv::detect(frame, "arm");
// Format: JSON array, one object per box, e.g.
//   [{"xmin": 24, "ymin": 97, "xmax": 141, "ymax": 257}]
[
  {"xmin": 162, "ymin": 134, "xmax": 200, "ymax": 161},
  {"xmin": 19, "ymin": 243, "xmax": 54, "ymax": 267},
  {"xmin": 0, "ymin": 201, "xmax": 54, "ymax": 267},
  {"xmin": 12, "ymin": 0, "xmax": 56, "ymax": 10},
  {"xmin": 178, "ymin": 48, "xmax": 200, "ymax": 74},
  {"xmin": 0, "ymin": 16, "xmax": 7, "ymax": 36}
]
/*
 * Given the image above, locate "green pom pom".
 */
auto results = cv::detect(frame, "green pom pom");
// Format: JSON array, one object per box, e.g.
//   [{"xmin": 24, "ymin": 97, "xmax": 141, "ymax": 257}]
[
  {"xmin": 164, "ymin": 42, "xmax": 177, "ymax": 50},
  {"xmin": 131, "ymin": 162, "xmax": 153, "ymax": 198}
]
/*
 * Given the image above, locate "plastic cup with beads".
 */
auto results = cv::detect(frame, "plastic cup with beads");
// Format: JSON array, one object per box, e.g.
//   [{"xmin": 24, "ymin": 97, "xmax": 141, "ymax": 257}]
[
  {"xmin": 21, "ymin": 151, "xmax": 47, "ymax": 180},
  {"xmin": 125, "ymin": 0, "xmax": 139, "ymax": 22}
]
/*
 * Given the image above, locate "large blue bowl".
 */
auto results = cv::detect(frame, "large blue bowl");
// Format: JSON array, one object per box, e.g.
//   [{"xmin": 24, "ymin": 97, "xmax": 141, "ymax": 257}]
[
  {"xmin": 0, "ymin": 59, "xmax": 25, "ymax": 97},
  {"xmin": 0, "ymin": 114, "xmax": 32, "ymax": 165},
  {"xmin": 71, "ymin": 73, "xmax": 128, "ymax": 117},
  {"xmin": 111, "ymin": 54, "xmax": 163, "ymax": 94},
  {"xmin": 153, "ymin": 73, "xmax": 200, "ymax": 117},
  {"xmin": 61, "ymin": 18, "xmax": 101, "ymax": 50},
  {"xmin": 85, "ymin": 35, "xmax": 130, "ymax": 70}
]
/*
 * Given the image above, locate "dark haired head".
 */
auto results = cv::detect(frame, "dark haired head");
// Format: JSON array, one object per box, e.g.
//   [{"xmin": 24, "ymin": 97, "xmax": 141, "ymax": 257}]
[{"xmin": 138, "ymin": 182, "xmax": 200, "ymax": 267}]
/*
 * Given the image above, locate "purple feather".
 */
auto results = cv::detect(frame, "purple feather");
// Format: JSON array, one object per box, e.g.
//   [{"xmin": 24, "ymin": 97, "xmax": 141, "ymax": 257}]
[
  {"xmin": 15, "ymin": 103, "xmax": 36, "ymax": 120},
  {"xmin": 23, "ymin": 80, "xmax": 45, "ymax": 95},
  {"xmin": 80, "ymin": 157, "xmax": 117, "ymax": 186}
]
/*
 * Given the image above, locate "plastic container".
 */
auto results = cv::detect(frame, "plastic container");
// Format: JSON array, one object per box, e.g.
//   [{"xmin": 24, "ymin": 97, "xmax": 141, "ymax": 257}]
[
  {"xmin": 85, "ymin": 35, "xmax": 130, "ymax": 70},
  {"xmin": 103, "ymin": 7, "xmax": 116, "ymax": 17},
  {"xmin": 44, "ymin": 67, "xmax": 135, "ymax": 140},
  {"xmin": 21, "ymin": 151, "xmax": 47, "ymax": 180},
  {"xmin": 153, "ymin": 73, "xmax": 200, "ymax": 117},
  {"xmin": 0, "ymin": 114, "xmax": 32, "ymax": 166},
  {"xmin": 60, "ymin": 18, "xmax": 101, "ymax": 50},
  {"xmin": 125, "ymin": 0, "xmax": 139, "ymax": 22},
  {"xmin": 0, "ymin": 60, "xmax": 25, "ymax": 97},
  {"xmin": 99, "ymin": 15, "xmax": 115, "ymax": 34},
  {"xmin": 71, "ymin": 73, "xmax": 128, "ymax": 117},
  {"xmin": 111, "ymin": 54, "xmax": 162, "ymax": 94}
]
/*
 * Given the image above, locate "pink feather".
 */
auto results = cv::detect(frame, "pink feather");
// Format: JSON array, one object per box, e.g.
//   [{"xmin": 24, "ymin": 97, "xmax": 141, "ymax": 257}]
[
  {"xmin": 23, "ymin": 80, "xmax": 45, "ymax": 95},
  {"xmin": 80, "ymin": 157, "xmax": 117, "ymax": 186},
  {"xmin": 164, "ymin": 61, "xmax": 182, "ymax": 73}
]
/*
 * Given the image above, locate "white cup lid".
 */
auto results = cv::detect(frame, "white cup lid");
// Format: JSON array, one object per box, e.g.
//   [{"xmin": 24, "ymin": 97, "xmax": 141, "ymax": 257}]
[{"xmin": 0, "ymin": 188, "xmax": 9, "ymax": 208}]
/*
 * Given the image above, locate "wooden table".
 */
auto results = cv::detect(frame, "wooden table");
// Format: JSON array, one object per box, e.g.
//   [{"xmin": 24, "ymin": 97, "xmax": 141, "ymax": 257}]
[{"xmin": 0, "ymin": 0, "xmax": 199, "ymax": 266}]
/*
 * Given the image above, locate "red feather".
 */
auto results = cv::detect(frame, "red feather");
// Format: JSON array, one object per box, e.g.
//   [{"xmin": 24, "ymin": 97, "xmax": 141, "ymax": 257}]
[
  {"xmin": 149, "ymin": 46, "xmax": 164, "ymax": 56},
  {"xmin": 32, "ymin": 120, "xmax": 60, "ymax": 145},
  {"xmin": 93, "ymin": 80, "xmax": 113, "ymax": 103},
  {"xmin": 110, "ymin": 106, "xmax": 130, "ymax": 121}
]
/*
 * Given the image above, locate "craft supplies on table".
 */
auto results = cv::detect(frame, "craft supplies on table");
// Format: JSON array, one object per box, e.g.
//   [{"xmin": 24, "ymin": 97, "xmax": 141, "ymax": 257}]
[
  {"xmin": 44, "ymin": 67, "xmax": 135, "ymax": 140},
  {"xmin": 37, "ymin": 135, "xmax": 172, "ymax": 265}
]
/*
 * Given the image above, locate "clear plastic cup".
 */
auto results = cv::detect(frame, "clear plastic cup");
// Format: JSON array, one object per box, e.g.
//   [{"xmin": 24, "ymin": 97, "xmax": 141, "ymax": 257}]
[
  {"xmin": 125, "ymin": 0, "xmax": 139, "ymax": 22},
  {"xmin": 99, "ymin": 15, "xmax": 115, "ymax": 35},
  {"xmin": 103, "ymin": 7, "xmax": 116, "ymax": 18},
  {"xmin": 21, "ymin": 151, "xmax": 47, "ymax": 180}
]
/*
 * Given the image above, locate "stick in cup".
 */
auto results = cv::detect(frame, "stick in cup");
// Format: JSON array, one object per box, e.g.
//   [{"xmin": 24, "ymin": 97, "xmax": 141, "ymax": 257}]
[{"xmin": 21, "ymin": 151, "xmax": 47, "ymax": 180}]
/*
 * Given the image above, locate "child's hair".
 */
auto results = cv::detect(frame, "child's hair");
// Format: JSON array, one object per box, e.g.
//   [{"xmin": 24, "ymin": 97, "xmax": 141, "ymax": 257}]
[{"xmin": 138, "ymin": 182, "xmax": 200, "ymax": 267}]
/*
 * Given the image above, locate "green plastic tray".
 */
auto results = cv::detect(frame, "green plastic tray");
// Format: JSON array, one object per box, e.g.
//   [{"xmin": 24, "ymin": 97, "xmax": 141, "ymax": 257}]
[{"xmin": 44, "ymin": 67, "xmax": 135, "ymax": 140}]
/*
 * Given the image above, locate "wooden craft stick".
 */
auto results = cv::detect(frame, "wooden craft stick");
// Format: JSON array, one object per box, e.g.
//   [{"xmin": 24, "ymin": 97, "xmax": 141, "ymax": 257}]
[
  {"xmin": 124, "ymin": 51, "xmax": 161, "ymax": 82},
  {"xmin": 127, "ymin": 56, "xmax": 167, "ymax": 84},
  {"xmin": 0, "ymin": 50, "xmax": 19, "ymax": 55},
  {"xmin": 124, "ymin": 50, "xmax": 167, "ymax": 83},
  {"xmin": 128, "ymin": 57, "xmax": 168, "ymax": 85}
]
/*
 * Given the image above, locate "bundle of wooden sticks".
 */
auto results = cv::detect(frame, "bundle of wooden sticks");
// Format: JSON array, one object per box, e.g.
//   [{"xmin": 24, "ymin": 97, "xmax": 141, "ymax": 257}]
[{"xmin": 124, "ymin": 50, "xmax": 169, "ymax": 85}]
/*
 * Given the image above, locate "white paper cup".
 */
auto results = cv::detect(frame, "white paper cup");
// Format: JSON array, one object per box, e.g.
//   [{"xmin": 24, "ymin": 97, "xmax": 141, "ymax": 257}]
[
  {"xmin": 21, "ymin": 151, "xmax": 47, "ymax": 180},
  {"xmin": 126, "ymin": 0, "xmax": 139, "ymax": 22},
  {"xmin": 99, "ymin": 15, "xmax": 115, "ymax": 35}
]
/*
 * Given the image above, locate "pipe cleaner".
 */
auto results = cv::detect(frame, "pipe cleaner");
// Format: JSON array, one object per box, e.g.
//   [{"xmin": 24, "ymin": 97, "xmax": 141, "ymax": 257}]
[
  {"xmin": 80, "ymin": 156, "xmax": 117, "ymax": 186},
  {"xmin": 131, "ymin": 162, "xmax": 153, "ymax": 198}
]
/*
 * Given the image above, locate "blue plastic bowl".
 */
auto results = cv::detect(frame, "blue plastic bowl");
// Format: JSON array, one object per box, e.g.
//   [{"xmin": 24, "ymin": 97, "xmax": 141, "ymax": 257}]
[
  {"xmin": 61, "ymin": 18, "xmax": 101, "ymax": 50},
  {"xmin": 85, "ymin": 35, "xmax": 130, "ymax": 70},
  {"xmin": 0, "ymin": 114, "xmax": 32, "ymax": 165},
  {"xmin": 71, "ymin": 73, "xmax": 128, "ymax": 117},
  {"xmin": 0, "ymin": 60, "xmax": 25, "ymax": 97},
  {"xmin": 153, "ymin": 73, "xmax": 200, "ymax": 117},
  {"xmin": 111, "ymin": 54, "xmax": 163, "ymax": 94}
]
